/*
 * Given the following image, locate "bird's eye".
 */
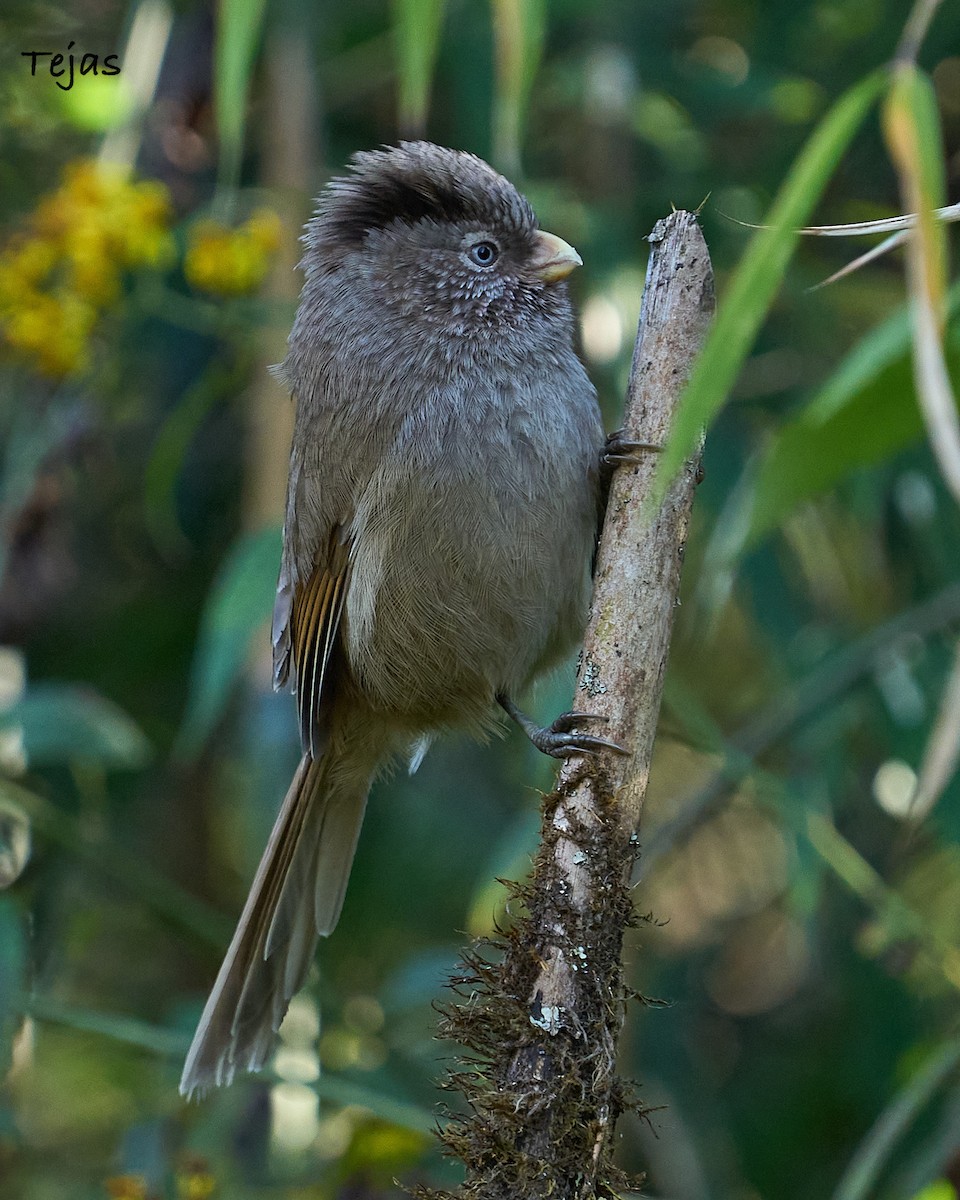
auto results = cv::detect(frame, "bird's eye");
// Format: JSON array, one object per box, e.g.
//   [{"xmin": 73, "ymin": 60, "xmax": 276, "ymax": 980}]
[{"xmin": 468, "ymin": 241, "xmax": 499, "ymax": 267}]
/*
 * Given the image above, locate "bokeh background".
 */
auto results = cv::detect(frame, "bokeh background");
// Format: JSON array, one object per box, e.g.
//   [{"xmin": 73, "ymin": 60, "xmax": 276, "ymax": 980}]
[{"xmin": 1, "ymin": 0, "xmax": 960, "ymax": 1197}]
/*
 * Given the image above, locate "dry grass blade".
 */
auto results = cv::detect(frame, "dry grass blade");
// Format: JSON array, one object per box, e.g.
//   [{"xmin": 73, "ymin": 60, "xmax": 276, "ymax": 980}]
[
  {"xmin": 723, "ymin": 200, "xmax": 960, "ymax": 288},
  {"xmin": 799, "ymin": 201, "xmax": 960, "ymax": 237},
  {"xmin": 721, "ymin": 199, "xmax": 960, "ymax": 239},
  {"xmin": 98, "ymin": 0, "xmax": 174, "ymax": 170},
  {"xmin": 910, "ymin": 640, "xmax": 960, "ymax": 820},
  {"xmin": 809, "ymin": 230, "xmax": 908, "ymax": 290},
  {"xmin": 908, "ymin": 276, "xmax": 960, "ymax": 500},
  {"xmin": 883, "ymin": 65, "xmax": 960, "ymax": 503},
  {"xmin": 896, "ymin": 0, "xmax": 947, "ymax": 63},
  {"xmin": 881, "ymin": 62, "xmax": 960, "ymax": 860}
]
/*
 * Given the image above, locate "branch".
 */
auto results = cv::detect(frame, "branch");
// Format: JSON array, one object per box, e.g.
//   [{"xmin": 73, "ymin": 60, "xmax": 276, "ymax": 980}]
[{"xmin": 427, "ymin": 210, "xmax": 714, "ymax": 1199}]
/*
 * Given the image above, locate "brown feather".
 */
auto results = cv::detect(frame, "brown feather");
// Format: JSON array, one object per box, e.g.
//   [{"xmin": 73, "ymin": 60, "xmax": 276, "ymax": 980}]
[
  {"xmin": 291, "ymin": 537, "xmax": 351, "ymax": 757},
  {"xmin": 179, "ymin": 747, "xmax": 375, "ymax": 1097},
  {"xmin": 179, "ymin": 756, "xmax": 320, "ymax": 1093}
]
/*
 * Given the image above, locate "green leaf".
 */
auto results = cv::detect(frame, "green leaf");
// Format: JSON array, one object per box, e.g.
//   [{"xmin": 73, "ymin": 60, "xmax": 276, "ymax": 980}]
[
  {"xmin": 58, "ymin": 72, "xmax": 135, "ymax": 132},
  {"xmin": 144, "ymin": 360, "xmax": 246, "ymax": 556},
  {"xmin": 0, "ymin": 897, "xmax": 26, "ymax": 1076},
  {"xmin": 0, "ymin": 387, "xmax": 77, "ymax": 585},
  {"xmin": 3, "ymin": 684, "xmax": 152, "ymax": 770},
  {"xmin": 381, "ymin": 946, "xmax": 459, "ymax": 1013},
  {"xmin": 910, "ymin": 1183, "xmax": 957, "ymax": 1200},
  {"xmin": 491, "ymin": 0, "xmax": 547, "ymax": 173},
  {"xmin": 312, "ymin": 1075, "xmax": 438, "ymax": 1136},
  {"xmin": 22, "ymin": 995, "xmax": 438, "ymax": 1132},
  {"xmin": 748, "ymin": 352, "xmax": 923, "ymax": 543},
  {"xmin": 744, "ymin": 283, "xmax": 960, "ymax": 544},
  {"xmin": 214, "ymin": 0, "xmax": 268, "ymax": 192},
  {"xmin": 24, "ymin": 993, "xmax": 191, "ymax": 1059},
  {"xmin": 653, "ymin": 68, "xmax": 887, "ymax": 497},
  {"xmin": 806, "ymin": 812, "xmax": 960, "ymax": 987},
  {"xmin": 882, "ymin": 65, "xmax": 960, "ymax": 502},
  {"xmin": 5, "ymin": 775, "xmax": 230, "ymax": 947},
  {"xmin": 832, "ymin": 1036, "xmax": 960, "ymax": 1200},
  {"xmin": 393, "ymin": 0, "xmax": 448, "ymax": 136},
  {"xmin": 175, "ymin": 525, "xmax": 281, "ymax": 759}
]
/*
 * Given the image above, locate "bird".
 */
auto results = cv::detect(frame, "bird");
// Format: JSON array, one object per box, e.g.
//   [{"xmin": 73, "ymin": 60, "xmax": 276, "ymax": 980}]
[{"xmin": 179, "ymin": 141, "xmax": 631, "ymax": 1098}]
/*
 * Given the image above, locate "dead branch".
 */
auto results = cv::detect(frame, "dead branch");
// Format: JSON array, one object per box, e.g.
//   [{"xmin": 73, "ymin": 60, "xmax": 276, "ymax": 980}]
[{"xmin": 428, "ymin": 210, "xmax": 714, "ymax": 1200}]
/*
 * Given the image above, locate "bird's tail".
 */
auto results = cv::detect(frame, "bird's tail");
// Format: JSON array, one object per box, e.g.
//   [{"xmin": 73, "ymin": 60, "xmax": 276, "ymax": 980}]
[{"xmin": 179, "ymin": 746, "xmax": 374, "ymax": 1098}]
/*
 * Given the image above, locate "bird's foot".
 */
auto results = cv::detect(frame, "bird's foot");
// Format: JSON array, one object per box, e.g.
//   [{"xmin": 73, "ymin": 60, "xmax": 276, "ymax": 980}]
[
  {"xmin": 498, "ymin": 695, "xmax": 628, "ymax": 759},
  {"xmin": 601, "ymin": 429, "xmax": 661, "ymax": 476}
]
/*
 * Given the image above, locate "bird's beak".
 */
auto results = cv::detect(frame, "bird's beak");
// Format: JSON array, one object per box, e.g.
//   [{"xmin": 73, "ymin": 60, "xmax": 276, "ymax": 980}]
[{"xmin": 530, "ymin": 230, "xmax": 583, "ymax": 283}]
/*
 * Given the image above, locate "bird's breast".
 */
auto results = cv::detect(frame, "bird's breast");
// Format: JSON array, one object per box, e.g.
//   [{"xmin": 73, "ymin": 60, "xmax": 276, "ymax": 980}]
[{"xmin": 337, "ymin": 369, "xmax": 601, "ymax": 727}]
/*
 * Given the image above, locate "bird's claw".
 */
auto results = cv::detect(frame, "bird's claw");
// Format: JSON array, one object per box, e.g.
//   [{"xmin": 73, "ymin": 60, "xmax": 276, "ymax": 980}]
[
  {"xmin": 550, "ymin": 709, "xmax": 608, "ymax": 732},
  {"xmin": 531, "ymin": 710, "xmax": 628, "ymax": 759},
  {"xmin": 601, "ymin": 429, "xmax": 661, "ymax": 470}
]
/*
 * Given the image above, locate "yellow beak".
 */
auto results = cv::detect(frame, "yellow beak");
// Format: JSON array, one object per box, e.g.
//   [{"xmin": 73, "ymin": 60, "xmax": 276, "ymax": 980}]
[{"xmin": 530, "ymin": 230, "xmax": 582, "ymax": 283}]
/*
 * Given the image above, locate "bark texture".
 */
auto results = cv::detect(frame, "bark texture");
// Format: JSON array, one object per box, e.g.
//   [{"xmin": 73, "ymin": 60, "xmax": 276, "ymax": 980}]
[{"xmin": 424, "ymin": 210, "xmax": 714, "ymax": 1200}]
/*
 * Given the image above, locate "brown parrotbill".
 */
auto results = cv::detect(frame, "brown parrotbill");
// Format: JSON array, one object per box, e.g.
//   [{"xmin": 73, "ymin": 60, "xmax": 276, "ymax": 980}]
[{"xmin": 180, "ymin": 141, "xmax": 629, "ymax": 1097}]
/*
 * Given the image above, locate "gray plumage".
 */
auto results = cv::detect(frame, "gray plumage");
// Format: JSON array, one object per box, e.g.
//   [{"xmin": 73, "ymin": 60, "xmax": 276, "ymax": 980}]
[{"xmin": 180, "ymin": 142, "xmax": 604, "ymax": 1098}]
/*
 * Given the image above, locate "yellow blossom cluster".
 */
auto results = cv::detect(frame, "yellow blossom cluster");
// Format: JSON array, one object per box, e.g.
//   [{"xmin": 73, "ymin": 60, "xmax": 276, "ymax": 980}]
[
  {"xmin": 184, "ymin": 208, "xmax": 283, "ymax": 296},
  {"xmin": 175, "ymin": 1170, "xmax": 216, "ymax": 1200},
  {"xmin": 104, "ymin": 1177, "xmax": 149, "ymax": 1200},
  {"xmin": 0, "ymin": 159, "xmax": 174, "ymax": 377}
]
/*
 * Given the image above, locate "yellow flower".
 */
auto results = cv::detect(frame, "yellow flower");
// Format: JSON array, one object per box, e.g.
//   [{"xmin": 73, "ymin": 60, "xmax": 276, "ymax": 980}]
[
  {"xmin": 2, "ymin": 292, "xmax": 95, "ymax": 376},
  {"xmin": 3, "ymin": 293, "xmax": 58, "ymax": 354},
  {"xmin": 65, "ymin": 226, "xmax": 119, "ymax": 305},
  {"xmin": 40, "ymin": 295, "xmax": 95, "ymax": 376},
  {"xmin": 0, "ymin": 160, "xmax": 282, "ymax": 375},
  {"xmin": 129, "ymin": 180, "xmax": 172, "ymax": 226},
  {"xmin": 104, "ymin": 1176, "xmax": 149, "ymax": 1200},
  {"xmin": 33, "ymin": 193, "xmax": 74, "ymax": 242},
  {"xmin": 0, "ymin": 157, "xmax": 176, "ymax": 376},
  {"xmin": 246, "ymin": 207, "xmax": 283, "ymax": 254},
  {"xmin": 119, "ymin": 222, "xmax": 176, "ymax": 270},
  {"xmin": 175, "ymin": 1171, "xmax": 217, "ymax": 1200},
  {"xmin": 184, "ymin": 210, "xmax": 283, "ymax": 296},
  {"xmin": 175, "ymin": 1156, "xmax": 216, "ymax": 1200},
  {"xmin": 116, "ymin": 182, "xmax": 176, "ymax": 268},
  {"xmin": 2, "ymin": 238, "xmax": 58, "ymax": 288}
]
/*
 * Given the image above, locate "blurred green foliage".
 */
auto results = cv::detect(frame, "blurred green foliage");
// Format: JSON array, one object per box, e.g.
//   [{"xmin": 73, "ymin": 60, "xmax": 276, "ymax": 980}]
[{"xmin": 2, "ymin": 0, "xmax": 960, "ymax": 1198}]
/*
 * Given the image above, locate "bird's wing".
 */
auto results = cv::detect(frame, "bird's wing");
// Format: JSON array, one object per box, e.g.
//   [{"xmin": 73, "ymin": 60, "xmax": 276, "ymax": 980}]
[
  {"xmin": 274, "ymin": 525, "xmax": 352, "ymax": 759},
  {"xmin": 292, "ymin": 535, "xmax": 351, "ymax": 757}
]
